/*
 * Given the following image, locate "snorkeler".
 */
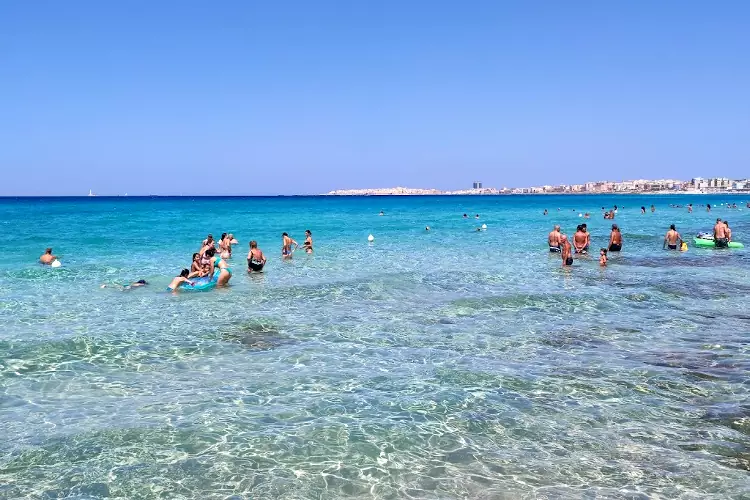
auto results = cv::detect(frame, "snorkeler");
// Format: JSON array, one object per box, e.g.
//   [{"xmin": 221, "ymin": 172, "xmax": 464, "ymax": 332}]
[
  {"xmin": 247, "ymin": 240, "xmax": 266, "ymax": 273},
  {"xmin": 664, "ymin": 224, "xmax": 682, "ymax": 250},
  {"xmin": 101, "ymin": 279, "xmax": 148, "ymax": 290},
  {"xmin": 281, "ymin": 232, "xmax": 298, "ymax": 259},
  {"xmin": 39, "ymin": 248, "xmax": 57, "ymax": 265},
  {"xmin": 302, "ymin": 230, "xmax": 313, "ymax": 254},
  {"xmin": 166, "ymin": 269, "xmax": 193, "ymax": 292},
  {"xmin": 206, "ymin": 247, "xmax": 232, "ymax": 286},
  {"xmin": 608, "ymin": 224, "xmax": 622, "ymax": 252},
  {"xmin": 548, "ymin": 225, "xmax": 562, "ymax": 252}
]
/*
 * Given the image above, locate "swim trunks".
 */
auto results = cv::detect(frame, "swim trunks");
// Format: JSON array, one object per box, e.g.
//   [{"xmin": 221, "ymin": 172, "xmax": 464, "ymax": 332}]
[
  {"xmin": 248, "ymin": 258, "xmax": 264, "ymax": 272},
  {"xmin": 608, "ymin": 243, "xmax": 622, "ymax": 252},
  {"xmin": 549, "ymin": 246, "xmax": 561, "ymax": 253},
  {"xmin": 565, "ymin": 257, "xmax": 573, "ymax": 266},
  {"xmin": 715, "ymin": 238, "xmax": 729, "ymax": 248},
  {"xmin": 668, "ymin": 244, "xmax": 677, "ymax": 250}
]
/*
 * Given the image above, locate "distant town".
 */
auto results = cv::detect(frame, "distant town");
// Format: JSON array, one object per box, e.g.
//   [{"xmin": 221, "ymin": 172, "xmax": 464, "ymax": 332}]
[{"xmin": 326, "ymin": 177, "xmax": 750, "ymax": 196}]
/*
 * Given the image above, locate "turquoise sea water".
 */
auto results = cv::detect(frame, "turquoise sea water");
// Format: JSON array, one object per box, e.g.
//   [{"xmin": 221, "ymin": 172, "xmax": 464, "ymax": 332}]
[{"xmin": 1, "ymin": 194, "xmax": 749, "ymax": 499}]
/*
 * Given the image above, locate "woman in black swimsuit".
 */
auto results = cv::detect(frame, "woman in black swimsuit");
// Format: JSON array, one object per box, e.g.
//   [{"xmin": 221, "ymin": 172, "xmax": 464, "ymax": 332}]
[{"xmin": 247, "ymin": 241, "xmax": 266, "ymax": 273}]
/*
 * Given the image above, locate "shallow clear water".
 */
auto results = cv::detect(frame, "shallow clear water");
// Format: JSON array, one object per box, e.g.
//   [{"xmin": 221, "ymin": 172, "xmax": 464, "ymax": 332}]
[{"xmin": 0, "ymin": 194, "xmax": 748, "ymax": 499}]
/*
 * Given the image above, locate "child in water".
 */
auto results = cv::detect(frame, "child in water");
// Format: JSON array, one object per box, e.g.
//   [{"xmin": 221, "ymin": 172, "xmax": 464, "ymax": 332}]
[
  {"xmin": 167, "ymin": 269, "xmax": 193, "ymax": 291},
  {"xmin": 599, "ymin": 248, "xmax": 608, "ymax": 267}
]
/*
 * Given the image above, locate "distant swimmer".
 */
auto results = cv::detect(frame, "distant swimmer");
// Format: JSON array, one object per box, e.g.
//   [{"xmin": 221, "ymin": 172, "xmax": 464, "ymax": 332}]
[
  {"xmin": 281, "ymin": 232, "xmax": 298, "ymax": 259},
  {"xmin": 302, "ymin": 230, "xmax": 314, "ymax": 254},
  {"xmin": 573, "ymin": 225, "xmax": 588, "ymax": 254},
  {"xmin": 101, "ymin": 279, "xmax": 148, "ymax": 290},
  {"xmin": 560, "ymin": 234, "xmax": 573, "ymax": 267},
  {"xmin": 475, "ymin": 214, "xmax": 480, "ymax": 219},
  {"xmin": 167, "ymin": 269, "xmax": 193, "ymax": 292},
  {"xmin": 548, "ymin": 225, "xmax": 562, "ymax": 253},
  {"xmin": 707, "ymin": 204, "xmax": 711, "ymax": 212},
  {"xmin": 651, "ymin": 205, "xmax": 656, "ymax": 213},
  {"xmin": 425, "ymin": 226, "xmax": 431, "ymax": 231},
  {"xmin": 218, "ymin": 233, "xmax": 231, "ymax": 260},
  {"xmin": 379, "ymin": 211, "xmax": 385, "ymax": 216},
  {"xmin": 543, "ymin": 209, "xmax": 548, "ymax": 216},
  {"xmin": 584, "ymin": 213, "xmax": 590, "ymax": 219},
  {"xmin": 613, "ymin": 205, "xmax": 618, "ymax": 214},
  {"xmin": 463, "ymin": 213, "xmax": 468, "ymax": 218},
  {"xmin": 641, "ymin": 206, "xmax": 646, "ymax": 214},
  {"xmin": 664, "ymin": 224, "xmax": 682, "ymax": 250},
  {"xmin": 189, "ymin": 252, "xmax": 208, "ymax": 278},
  {"xmin": 247, "ymin": 241, "xmax": 266, "ymax": 273},
  {"xmin": 714, "ymin": 218, "xmax": 728, "ymax": 248},
  {"xmin": 608, "ymin": 224, "xmax": 622, "ymax": 252},
  {"xmin": 599, "ymin": 248, "xmax": 608, "ymax": 267},
  {"xmin": 688, "ymin": 204, "xmax": 693, "ymax": 213},
  {"xmin": 205, "ymin": 247, "xmax": 232, "ymax": 286},
  {"xmin": 39, "ymin": 248, "xmax": 58, "ymax": 265}
]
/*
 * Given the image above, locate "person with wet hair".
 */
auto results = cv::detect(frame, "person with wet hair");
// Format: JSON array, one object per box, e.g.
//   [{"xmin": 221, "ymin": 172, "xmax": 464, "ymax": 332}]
[{"xmin": 664, "ymin": 224, "xmax": 682, "ymax": 250}]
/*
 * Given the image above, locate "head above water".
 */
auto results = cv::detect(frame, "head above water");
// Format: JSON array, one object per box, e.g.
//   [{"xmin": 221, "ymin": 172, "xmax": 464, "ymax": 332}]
[
  {"xmin": 305, "ymin": 230, "xmax": 311, "ymax": 236},
  {"xmin": 192, "ymin": 252, "xmax": 199, "ymax": 261},
  {"xmin": 221, "ymin": 232, "xmax": 227, "ymax": 240},
  {"xmin": 207, "ymin": 234, "xmax": 213, "ymax": 240},
  {"xmin": 560, "ymin": 234, "xmax": 568, "ymax": 241},
  {"xmin": 136, "ymin": 279, "xmax": 147, "ymax": 285},
  {"xmin": 282, "ymin": 232, "xmax": 288, "ymax": 237},
  {"xmin": 600, "ymin": 248, "xmax": 607, "ymax": 255},
  {"xmin": 670, "ymin": 224, "xmax": 676, "ymax": 230},
  {"xmin": 205, "ymin": 247, "xmax": 216, "ymax": 257},
  {"xmin": 180, "ymin": 269, "xmax": 189, "ymax": 278},
  {"xmin": 250, "ymin": 240, "xmax": 258, "ymax": 248},
  {"xmin": 554, "ymin": 225, "xmax": 560, "ymax": 231},
  {"xmin": 45, "ymin": 248, "xmax": 52, "ymax": 254},
  {"xmin": 612, "ymin": 224, "xmax": 619, "ymax": 231}
]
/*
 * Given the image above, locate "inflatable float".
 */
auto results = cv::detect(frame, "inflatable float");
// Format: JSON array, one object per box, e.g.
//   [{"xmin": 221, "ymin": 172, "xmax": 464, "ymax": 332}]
[
  {"xmin": 693, "ymin": 237, "xmax": 744, "ymax": 249},
  {"xmin": 180, "ymin": 270, "xmax": 220, "ymax": 291}
]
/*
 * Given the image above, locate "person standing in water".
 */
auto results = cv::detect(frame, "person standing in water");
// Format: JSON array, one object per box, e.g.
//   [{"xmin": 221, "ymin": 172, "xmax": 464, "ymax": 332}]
[
  {"xmin": 608, "ymin": 224, "xmax": 622, "ymax": 252},
  {"xmin": 664, "ymin": 224, "xmax": 682, "ymax": 250},
  {"xmin": 205, "ymin": 247, "xmax": 232, "ymax": 286},
  {"xmin": 548, "ymin": 225, "xmax": 562, "ymax": 252},
  {"xmin": 302, "ymin": 230, "xmax": 313, "ymax": 254},
  {"xmin": 247, "ymin": 241, "xmax": 266, "ymax": 273},
  {"xmin": 724, "ymin": 221, "xmax": 732, "ymax": 243},
  {"xmin": 713, "ymin": 218, "xmax": 728, "ymax": 248},
  {"xmin": 573, "ymin": 225, "xmax": 588, "ymax": 254},
  {"xmin": 599, "ymin": 248, "xmax": 608, "ymax": 266},
  {"xmin": 218, "ymin": 233, "xmax": 231, "ymax": 259},
  {"xmin": 560, "ymin": 234, "xmax": 573, "ymax": 267},
  {"xmin": 39, "ymin": 248, "xmax": 58, "ymax": 265},
  {"xmin": 281, "ymin": 232, "xmax": 298, "ymax": 259}
]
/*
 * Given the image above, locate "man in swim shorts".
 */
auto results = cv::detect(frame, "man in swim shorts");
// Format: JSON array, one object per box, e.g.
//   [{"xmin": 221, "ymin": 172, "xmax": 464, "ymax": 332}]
[
  {"xmin": 560, "ymin": 234, "xmax": 573, "ymax": 267},
  {"xmin": 548, "ymin": 225, "xmax": 562, "ymax": 252},
  {"xmin": 714, "ymin": 218, "xmax": 728, "ymax": 248},
  {"xmin": 39, "ymin": 248, "xmax": 57, "ymax": 265},
  {"xmin": 664, "ymin": 224, "xmax": 682, "ymax": 250},
  {"xmin": 608, "ymin": 224, "xmax": 622, "ymax": 251},
  {"xmin": 282, "ymin": 232, "xmax": 298, "ymax": 259},
  {"xmin": 247, "ymin": 241, "xmax": 266, "ymax": 272}
]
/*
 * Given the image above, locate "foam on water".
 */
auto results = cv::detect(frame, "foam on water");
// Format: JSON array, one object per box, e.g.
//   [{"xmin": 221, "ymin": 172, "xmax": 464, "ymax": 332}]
[{"xmin": 0, "ymin": 195, "xmax": 748, "ymax": 498}]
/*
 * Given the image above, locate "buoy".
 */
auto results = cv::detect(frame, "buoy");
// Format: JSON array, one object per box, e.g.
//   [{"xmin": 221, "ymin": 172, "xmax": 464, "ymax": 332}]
[
  {"xmin": 51, "ymin": 260, "xmax": 62, "ymax": 268},
  {"xmin": 578, "ymin": 213, "xmax": 582, "ymax": 217},
  {"xmin": 368, "ymin": 234, "xmax": 374, "ymax": 242},
  {"xmin": 481, "ymin": 224, "xmax": 487, "ymax": 230}
]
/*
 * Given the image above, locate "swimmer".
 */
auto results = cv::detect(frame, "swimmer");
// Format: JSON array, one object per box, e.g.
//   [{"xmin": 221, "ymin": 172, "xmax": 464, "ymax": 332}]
[
  {"xmin": 247, "ymin": 240, "xmax": 266, "ymax": 273},
  {"xmin": 101, "ymin": 279, "xmax": 148, "ymax": 290},
  {"xmin": 218, "ymin": 233, "xmax": 231, "ymax": 260},
  {"xmin": 608, "ymin": 224, "xmax": 622, "ymax": 252},
  {"xmin": 475, "ymin": 214, "xmax": 480, "ymax": 219},
  {"xmin": 39, "ymin": 248, "xmax": 58, "ymax": 265},
  {"xmin": 166, "ymin": 269, "xmax": 193, "ymax": 292},
  {"xmin": 188, "ymin": 252, "xmax": 208, "ymax": 278},
  {"xmin": 548, "ymin": 225, "xmax": 562, "ymax": 253},
  {"xmin": 573, "ymin": 225, "xmax": 588, "ymax": 254},
  {"xmin": 463, "ymin": 213, "xmax": 468, "ymax": 218},
  {"xmin": 379, "ymin": 211, "xmax": 384, "ymax": 216},
  {"xmin": 228, "ymin": 233, "xmax": 238, "ymax": 245},
  {"xmin": 713, "ymin": 218, "xmax": 728, "ymax": 248},
  {"xmin": 651, "ymin": 205, "xmax": 656, "ymax": 213},
  {"xmin": 664, "ymin": 224, "xmax": 682, "ymax": 250},
  {"xmin": 425, "ymin": 226, "xmax": 430, "ymax": 231},
  {"xmin": 281, "ymin": 232, "xmax": 298, "ymax": 259},
  {"xmin": 688, "ymin": 204, "xmax": 693, "ymax": 213},
  {"xmin": 543, "ymin": 209, "xmax": 548, "ymax": 216},
  {"xmin": 641, "ymin": 206, "xmax": 646, "ymax": 214},
  {"xmin": 583, "ymin": 213, "xmax": 590, "ymax": 219},
  {"xmin": 206, "ymin": 247, "xmax": 232, "ymax": 286},
  {"xmin": 599, "ymin": 248, "xmax": 608, "ymax": 266},
  {"xmin": 707, "ymin": 204, "xmax": 711, "ymax": 212},
  {"xmin": 560, "ymin": 234, "xmax": 573, "ymax": 267},
  {"xmin": 302, "ymin": 230, "xmax": 313, "ymax": 254}
]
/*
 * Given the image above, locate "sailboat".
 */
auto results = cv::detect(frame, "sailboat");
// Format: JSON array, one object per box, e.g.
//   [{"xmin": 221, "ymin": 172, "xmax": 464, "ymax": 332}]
[{"xmin": 88, "ymin": 189, "xmax": 96, "ymax": 197}]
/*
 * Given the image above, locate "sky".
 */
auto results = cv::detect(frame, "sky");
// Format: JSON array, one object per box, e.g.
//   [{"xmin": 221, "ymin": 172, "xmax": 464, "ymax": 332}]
[{"xmin": 1, "ymin": 0, "xmax": 749, "ymax": 196}]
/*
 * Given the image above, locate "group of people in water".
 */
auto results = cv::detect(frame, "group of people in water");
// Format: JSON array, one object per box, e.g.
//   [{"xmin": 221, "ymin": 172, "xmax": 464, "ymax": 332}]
[
  {"xmin": 165, "ymin": 230, "xmax": 314, "ymax": 291},
  {"xmin": 546, "ymin": 206, "xmax": 739, "ymax": 268}
]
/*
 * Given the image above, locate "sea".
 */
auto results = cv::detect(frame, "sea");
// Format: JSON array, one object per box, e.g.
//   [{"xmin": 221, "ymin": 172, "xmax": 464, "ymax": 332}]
[{"xmin": 0, "ymin": 194, "xmax": 748, "ymax": 499}]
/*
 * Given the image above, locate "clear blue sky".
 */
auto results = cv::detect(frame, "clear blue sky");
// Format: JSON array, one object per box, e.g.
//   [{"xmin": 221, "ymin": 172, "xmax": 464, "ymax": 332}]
[{"xmin": 1, "ymin": 1, "xmax": 749, "ymax": 195}]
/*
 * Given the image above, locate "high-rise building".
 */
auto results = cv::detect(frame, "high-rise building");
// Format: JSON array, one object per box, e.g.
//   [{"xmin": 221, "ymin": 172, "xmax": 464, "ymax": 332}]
[{"xmin": 472, "ymin": 181, "xmax": 483, "ymax": 189}]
